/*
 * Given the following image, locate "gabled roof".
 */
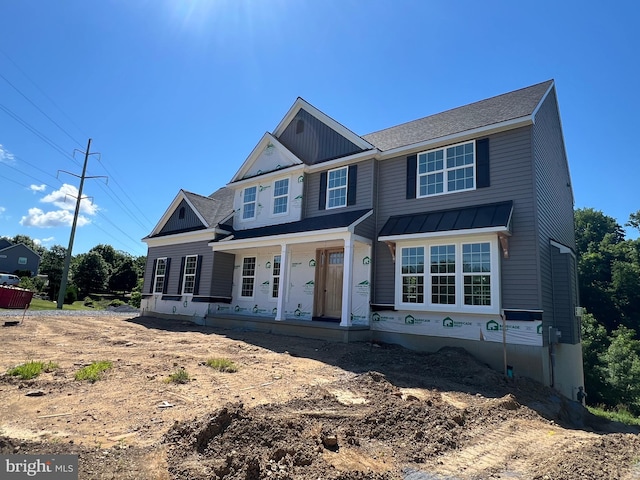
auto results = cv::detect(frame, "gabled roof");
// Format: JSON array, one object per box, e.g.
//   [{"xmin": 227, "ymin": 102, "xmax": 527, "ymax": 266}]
[
  {"xmin": 379, "ymin": 201, "xmax": 513, "ymax": 239},
  {"xmin": 0, "ymin": 242, "xmax": 42, "ymax": 258},
  {"xmin": 218, "ymin": 209, "xmax": 372, "ymax": 241},
  {"xmin": 230, "ymin": 133, "xmax": 303, "ymax": 183},
  {"xmin": 363, "ymin": 80, "xmax": 554, "ymax": 152},
  {"xmin": 274, "ymin": 97, "xmax": 375, "ymax": 152},
  {"xmin": 0, "ymin": 239, "xmax": 12, "ymax": 250}
]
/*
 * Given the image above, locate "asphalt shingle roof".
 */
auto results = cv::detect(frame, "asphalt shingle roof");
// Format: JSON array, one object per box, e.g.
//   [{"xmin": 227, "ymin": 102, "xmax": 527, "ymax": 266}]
[
  {"xmin": 379, "ymin": 201, "xmax": 513, "ymax": 237},
  {"xmin": 362, "ymin": 80, "xmax": 553, "ymax": 151},
  {"xmin": 183, "ymin": 187, "xmax": 234, "ymax": 227}
]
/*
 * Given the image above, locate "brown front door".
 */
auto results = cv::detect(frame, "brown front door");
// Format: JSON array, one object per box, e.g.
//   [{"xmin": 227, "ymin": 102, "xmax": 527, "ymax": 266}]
[{"xmin": 314, "ymin": 248, "xmax": 344, "ymax": 319}]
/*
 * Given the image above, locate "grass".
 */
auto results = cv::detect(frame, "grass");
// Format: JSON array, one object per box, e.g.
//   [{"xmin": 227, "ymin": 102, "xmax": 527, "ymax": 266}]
[
  {"xmin": 74, "ymin": 361, "xmax": 113, "ymax": 383},
  {"xmin": 587, "ymin": 405, "xmax": 640, "ymax": 426},
  {"xmin": 7, "ymin": 360, "xmax": 59, "ymax": 380},
  {"xmin": 167, "ymin": 368, "xmax": 190, "ymax": 384},
  {"xmin": 205, "ymin": 358, "xmax": 238, "ymax": 373},
  {"xmin": 28, "ymin": 297, "xmax": 133, "ymax": 311}
]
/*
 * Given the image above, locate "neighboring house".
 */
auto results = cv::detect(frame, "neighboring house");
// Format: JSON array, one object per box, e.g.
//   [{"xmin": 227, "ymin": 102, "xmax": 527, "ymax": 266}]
[
  {"xmin": 142, "ymin": 80, "xmax": 583, "ymax": 399},
  {"xmin": 0, "ymin": 240, "xmax": 41, "ymax": 276}
]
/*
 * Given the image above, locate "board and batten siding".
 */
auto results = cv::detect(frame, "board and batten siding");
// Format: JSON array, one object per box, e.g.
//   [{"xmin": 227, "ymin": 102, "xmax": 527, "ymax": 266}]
[
  {"xmin": 210, "ymin": 251, "xmax": 235, "ymax": 298},
  {"xmin": 532, "ymin": 87, "xmax": 580, "ymax": 345},
  {"xmin": 278, "ymin": 108, "xmax": 363, "ymax": 165},
  {"xmin": 304, "ymin": 159, "xmax": 375, "ymax": 218},
  {"xmin": 159, "ymin": 199, "xmax": 205, "ymax": 235},
  {"xmin": 372, "ymin": 126, "xmax": 541, "ymax": 310}
]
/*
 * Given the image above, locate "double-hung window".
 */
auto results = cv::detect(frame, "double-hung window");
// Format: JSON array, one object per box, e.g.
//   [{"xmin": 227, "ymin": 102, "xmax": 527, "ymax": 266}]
[
  {"xmin": 418, "ymin": 141, "xmax": 475, "ymax": 197},
  {"xmin": 241, "ymin": 257, "xmax": 256, "ymax": 298},
  {"xmin": 243, "ymin": 186, "xmax": 257, "ymax": 220},
  {"xmin": 182, "ymin": 255, "xmax": 198, "ymax": 294},
  {"xmin": 327, "ymin": 167, "xmax": 348, "ymax": 209},
  {"xmin": 271, "ymin": 255, "xmax": 281, "ymax": 298},
  {"xmin": 397, "ymin": 236, "xmax": 498, "ymax": 312},
  {"xmin": 273, "ymin": 179, "xmax": 289, "ymax": 215},
  {"xmin": 153, "ymin": 258, "xmax": 167, "ymax": 293}
]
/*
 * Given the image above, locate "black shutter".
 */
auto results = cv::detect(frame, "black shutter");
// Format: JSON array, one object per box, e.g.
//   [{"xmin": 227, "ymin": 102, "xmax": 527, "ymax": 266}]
[
  {"xmin": 163, "ymin": 258, "xmax": 171, "ymax": 294},
  {"xmin": 193, "ymin": 255, "xmax": 203, "ymax": 295},
  {"xmin": 318, "ymin": 171, "xmax": 327, "ymax": 210},
  {"xmin": 149, "ymin": 259, "xmax": 157, "ymax": 293},
  {"xmin": 347, "ymin": 165, "xmax": 358, "ymax": 206},
  {"xmin": 476, "ymin": 138, "xmax": 490, "ymax": 188},
  {"xmin": 406, "ymin": 154, "xmax": 417, "ymax": 199},
  {"xmin": 177, "ymin": 256, "xmax": 186, "ymax": 295}
]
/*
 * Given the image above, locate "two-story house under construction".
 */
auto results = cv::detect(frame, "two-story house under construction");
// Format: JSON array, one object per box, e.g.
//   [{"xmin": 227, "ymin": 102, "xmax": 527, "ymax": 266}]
[{"xmin": 141, "ymin": 80, "xmax": 583, "ymax": 399}]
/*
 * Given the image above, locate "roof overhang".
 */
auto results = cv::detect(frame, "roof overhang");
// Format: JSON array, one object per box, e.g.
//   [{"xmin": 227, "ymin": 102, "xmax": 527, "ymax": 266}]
[
  {"xmin": 148, "ymin": 190, "xmax": 208, "ymax": 238},
  {"xmin": 143, "ymin": 227, "xmax": 230, "ymax": 248},
  {"xmin": 230, "ymin": 133, "xmax": 304, "ymax": 183},
  {"xmin": 379, "ymin": 225, "xmax": 511, "ymax": 243}
]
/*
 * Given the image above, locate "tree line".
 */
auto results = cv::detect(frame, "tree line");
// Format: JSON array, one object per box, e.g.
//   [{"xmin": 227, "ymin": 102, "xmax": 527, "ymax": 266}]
[
  {"xmin": 1, "ymin": 235, "xmax": 146, "ymax": 305},
  {"xmin": 576, "ymin": 208, "xmax": 640, "ymax": 413}
]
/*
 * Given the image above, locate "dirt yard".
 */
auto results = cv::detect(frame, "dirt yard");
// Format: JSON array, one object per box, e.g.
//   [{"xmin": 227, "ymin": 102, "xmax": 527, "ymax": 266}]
[{"xmin": 0, "ymin": 313, "xmax": 639, "ymax": 480}]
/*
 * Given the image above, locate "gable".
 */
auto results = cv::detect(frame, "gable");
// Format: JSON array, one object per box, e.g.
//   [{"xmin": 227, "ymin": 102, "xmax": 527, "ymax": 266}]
[
  {"xmin": 277, "ymin": 108, "xmax": 366, "ymax": 165},
  {"xmin": 158, "ymin": 199, "xmax": 207, "ymax": 236},
  {"xmin": 231, "ymin": 134, "xmax": 302, "ymax": 182},
  {"xmin": 0, "ymin": 239, "xmax": 12, "ymax": 250}
]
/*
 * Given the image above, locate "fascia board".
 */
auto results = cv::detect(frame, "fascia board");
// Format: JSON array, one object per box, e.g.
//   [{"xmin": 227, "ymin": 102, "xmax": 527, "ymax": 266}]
[
  {"xmin": 305, "ymin": 149, "xmax": 379, "ymax": 172},
  {"xmin": 376, "ymin": 117, "xmax": 533, "ymax": 160},
  {"xmin": 143, "ymin": 228, "xmax": 219, "ymax": 247},
  {"xmin": 378, "ymin": 226, "xmax": 511, "ymax": 243},
  {"xmin": 231, "ymin": 133, "xmax": 303, "ymax": 183},
  {"xmin": 209, "ymin": 228, "xmax": 352, "ymax": 251},
  {"xmin": 273, "ymin": 98, "xmax": 374, "ymax": 150},
  {"xmin": 530, "ymin": 81, "xmax": 555, "ymax": 124},
  {"xmin": 230, "ymin": 163, "xmax": 305, "ymax": 188},
  {"xmin": 182, "ymin": 194, "xmax": 210, "ymax": 227},
  {"xmin": 148, "ymin": 190, "xmax": 189, "ymax": 237},
  {"xmin": 347, "ymin": 209, "xmax": 373, "ymax": 233}
]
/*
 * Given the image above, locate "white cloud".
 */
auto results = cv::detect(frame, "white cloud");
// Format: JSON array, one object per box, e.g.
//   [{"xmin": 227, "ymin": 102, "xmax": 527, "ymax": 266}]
[
  {"xmin": 20, "ymin": 208, "xmax": 91, "ymax": 228},
  {"xmin": 33, "ymin": 236, "xmax": 55, "ymax": 246},
  {"xmin": 0, "ymin": 206, "xmax": 5, "ymax": 219},
  {"xmin": 30, "ymin": 184, "xmax": 47, "ymax": 193},
  {"xmin": 0, "ymin": 144, "xmax": 15, "ymax": 164},
  {"xmin": 40, "ymin": 184, "xmax": 98, "ymax": 215}
]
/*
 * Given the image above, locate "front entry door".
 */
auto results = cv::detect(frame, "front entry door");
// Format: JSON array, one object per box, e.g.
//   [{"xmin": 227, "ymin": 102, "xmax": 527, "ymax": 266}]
[{"xmin": 314, "ymin": 248, "xmax": 344, "ymax": 319}]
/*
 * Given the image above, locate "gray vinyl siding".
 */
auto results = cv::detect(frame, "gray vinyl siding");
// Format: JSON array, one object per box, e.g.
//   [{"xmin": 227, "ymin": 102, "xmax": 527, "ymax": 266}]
[
  {"xmin": 143, "ymin": 241, "xmax": 214, "ymax": 296},
  {"xmin": 551, "ymin": 246, "xmax": 579, "ymax": 344},
  {"xmin": 372, "ymin": 126, "xmax": 541, "ymax": 308},
  {"xmin": 278, "ymin": 108, "xmax": 363, "ymax": 165},
  {"xmin": 0, "ymin": 245, "xmax": 40, "ymax": 276},
  {"xmin": 159, "ymin": 200, "xmax": 206, "ymax": 235},
  {"xmin": 533, "ymin": 88, "xmax": 579, "ymax": 344},
  {"xmin": 210, "ymin": 252, "xmax": 235, "ymax": 298},
  {"xmin": 354, "ymin": 214, "xmax": 375, "ymax": 239},
  {"xmin": 304, "ymin": 159, "xmax": 375, "ymax": 218}
]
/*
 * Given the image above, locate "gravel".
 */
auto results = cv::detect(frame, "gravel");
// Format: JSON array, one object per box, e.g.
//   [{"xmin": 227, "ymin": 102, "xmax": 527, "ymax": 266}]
[{"xmin": 0, "ymin": 305, "xmax": 140, "ymax": 317}]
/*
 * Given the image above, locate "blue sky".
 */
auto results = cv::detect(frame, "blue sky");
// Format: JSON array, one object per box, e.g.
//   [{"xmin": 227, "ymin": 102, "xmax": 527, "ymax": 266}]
[{"xmin": 0, "ymin": 0, "xmax": 638, "ymax": 257}]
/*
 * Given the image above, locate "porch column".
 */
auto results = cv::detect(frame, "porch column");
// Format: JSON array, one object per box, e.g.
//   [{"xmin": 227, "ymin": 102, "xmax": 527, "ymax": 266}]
[
  {"xmin": 340, "ymin": 236, "xmax": 354, "ymax": 327},
  {"xmin": 275, "ymin": 243, "xmax": 289, "ymax": 321}
]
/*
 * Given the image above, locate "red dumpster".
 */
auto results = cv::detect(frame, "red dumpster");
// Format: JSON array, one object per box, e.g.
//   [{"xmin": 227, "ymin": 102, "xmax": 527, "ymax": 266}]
[{"xmin": 0, "ymin": 286, "xmax": 34, "ymax": 309}]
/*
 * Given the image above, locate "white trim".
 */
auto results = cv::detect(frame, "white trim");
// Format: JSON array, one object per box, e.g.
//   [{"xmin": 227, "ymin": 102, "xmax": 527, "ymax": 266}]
[
  {"xmin": 230, "ymin": 164, "xmax": 304, "ymax": 188},
  {"xmin": 143, "ymin": 227, "xmax": 227, "ymax": 247},
  {"xmin": 181, "ymin": 254, "xmax": 198, "ymax": 295},
  {"xmin": 379, "ymin": 225, "xmax": 511, "ymax": 243},
  {"xmin": 326, "ymin": 166, "xmax": 349, "ymax": 210},
  {"xmin": 230, "ymin": 133, "xmax": 303, "ymax": 183},
  {"xmin": 394, "ymin": 234, "xmax": 501, "ymax": 315},
  {"xmin": 271, "ymin": 177, "xmax": 290, "ymax": 216},
  {"xmin": 239, "ymin": 255, "xmax": 257, "ymax": 299},
  {"xmin": 416, "ymin": 140, "xmax": 476, "ymax": 198},
  {"xmin": 376, "ymin": 117, "xmax": 533, "ymax": 160},
  {"xmin": 241, "ymin": 186, "xmax": 258, "ymax": 221},
  {"xmin": 148, "ymin": 190, "xmax": 210, "ymax": 237},
  {"xmin": 305, "ymin": 149, "xmax": 378, "ymax": 171},
  {"xmin": 275, "ymin": 245, "xmax": 289, "ymax": 321},
  {"xmin": 273, "ymin": 98, "xmax": 374, "ymax": 150},
  {"xmin": 153, "ymin": 257, "xmax": 168, "ymax": 294},
  {"xmin": 550, "ymin": 239, "xmax": 576, "ymax": 258},
  {"xmin": 530, "ymin": 81, "xmax": 555, "ymax": 124},
  {"xmin": 340, "ymin": 237, "xmax": 354, "ymax": 326}
]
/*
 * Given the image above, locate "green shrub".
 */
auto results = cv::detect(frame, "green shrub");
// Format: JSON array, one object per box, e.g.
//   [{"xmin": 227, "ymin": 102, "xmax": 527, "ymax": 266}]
[
  {"xmin": 167, "ymin": 368, "xmax": 190, "ymax": 384},
  {"xmin": 129, "ymin": 291, "xmax": 142, "ymax": 308},
  {"xmin": 7, "ymin": 361, "xmax": 58, "ymax": 380},
  {"xmin": 83, "ymin": 296, "xmax": 94, "ymax": 307},
  {"xmin": 64, "ymin": 285, "xmax": 78, "ymax": 305},
  {"xmin": 205, "ymin": 358, "xmax": 238, "ymax": 373},
  {"xmin": 108, "ymin": 299, "xmax": 125, "ymax": 307},
  {"xmin": 74, "ymin": 361, "xmax": 112, "ymax": 383}
]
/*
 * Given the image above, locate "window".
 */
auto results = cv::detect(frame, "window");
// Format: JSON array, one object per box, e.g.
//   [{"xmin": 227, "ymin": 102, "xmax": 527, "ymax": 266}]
[
  {"xmin": 273, "ymin": 179, "xmax": 289, "ymax": 215},
  {"xmin": 241, "ymin": 257, "xmax": 256, "ymax": 297},
  {"xmin": 18, "ymin": 257, "xmax": 27, "ymax": 265},
  {"xmin": 397, "ymin": 237, "xmax": 497, "ymax": 312},
  {"xmin": 182, "ymin": 255, "xmax": 198, "ymax": 294},
  {"xmin": 418, "ymin": 141, "xmax": 474, "ymax": 197},
  {"xmin": 272, "ymin": 255, "xmax": 281, "ymax": 298},
  {"xmin": 327, "ymin": 167, "xmax": 348, "ymax": 209},
  {"xmin": 153, "ymin": 258, "xmax": 167, "ymax": 294},
  {"xmin": 401, "ymin": 247, "xmax": 424, "ymax": 304},
  {"xmin": 242, "ymin": 186, "xmax": 257, "ymax": 220}
]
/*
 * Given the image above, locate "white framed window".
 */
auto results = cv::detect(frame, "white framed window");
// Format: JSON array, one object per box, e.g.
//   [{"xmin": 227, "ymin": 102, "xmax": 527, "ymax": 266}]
[
  {"xmin": 272, "ymin": 179, "xmax": 289, "ymax": 215},
  {"xmin": 327, "ymin": 167, "xmax": 348, "ymax": 209},
  {"xmin": 153, "ymin": 258, "xmax": 167, "ymax": 294},
  {"xmin": 396, "ymin": 235, "xmax": 499, "ymax": 313},
  {"xmin": 18, "ymin": 257, "xmax": 27, "ymax": 265},
  {"xmin": 271, "ymin": 255, "xmax": 281, "ymax": 298},
  {"xmin": 182, "ymin": 255, "xmax": 198, "ymax": 294},
  {"xmin": 240, "ymin": 257, "xmax": 256, "ymax": 298},
  {"xmin": 242, "ymin": 186, "xmax": 257, "ymax": 220},
  {"xmin": 417, "ymin": 141, "xmax": 475, "ymax": 197}
]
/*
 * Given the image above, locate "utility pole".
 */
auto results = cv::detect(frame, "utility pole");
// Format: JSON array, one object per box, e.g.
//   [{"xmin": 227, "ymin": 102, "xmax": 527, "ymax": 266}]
[{"xmin": 56, "ymin": 139, "xmax": 105, "ymax": 309}]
